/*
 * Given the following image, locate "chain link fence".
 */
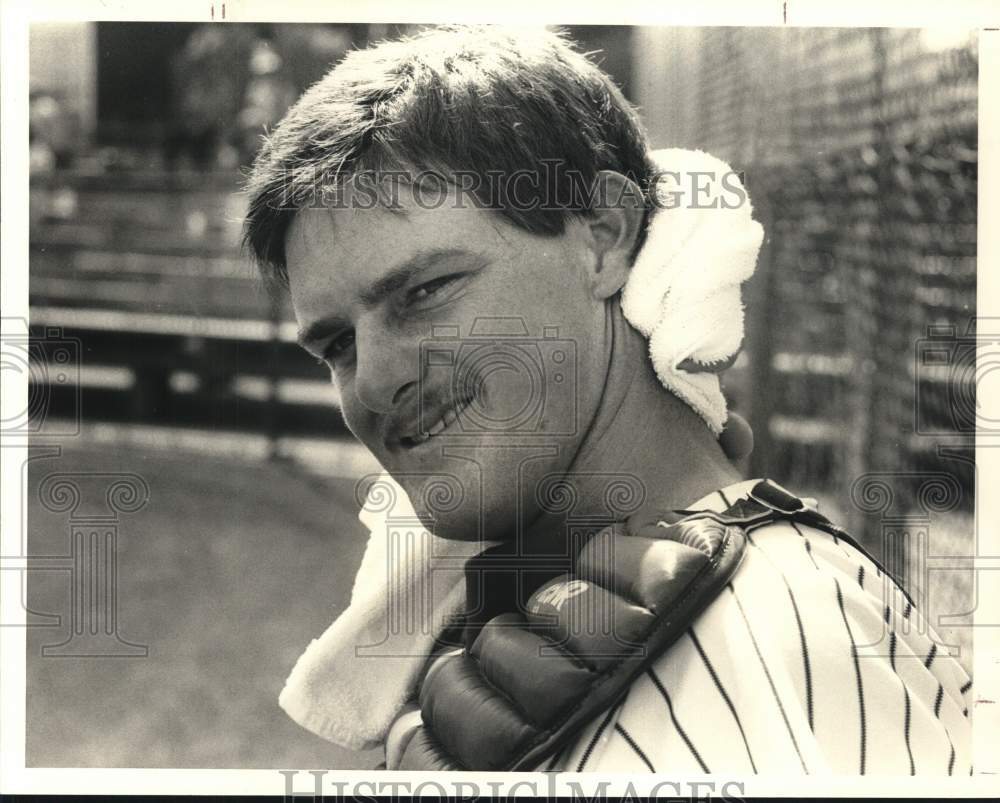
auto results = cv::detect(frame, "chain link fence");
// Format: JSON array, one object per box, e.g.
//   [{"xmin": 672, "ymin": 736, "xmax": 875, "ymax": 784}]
[{"xmin": 634, "ymin": 27, "xmax": 978, "ymax": 543}]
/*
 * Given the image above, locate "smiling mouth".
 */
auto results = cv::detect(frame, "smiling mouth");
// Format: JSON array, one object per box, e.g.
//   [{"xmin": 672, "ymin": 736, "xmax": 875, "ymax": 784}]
[{"xmin": 400, "ymin": 397, "xmax": 474, "ymax": 449}]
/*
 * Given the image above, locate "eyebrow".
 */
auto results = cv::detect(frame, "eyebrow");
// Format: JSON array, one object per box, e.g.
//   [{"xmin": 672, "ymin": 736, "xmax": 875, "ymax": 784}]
[{"xmin": 296, "ymin": 247, "xmax": 482, "ymax": 349}]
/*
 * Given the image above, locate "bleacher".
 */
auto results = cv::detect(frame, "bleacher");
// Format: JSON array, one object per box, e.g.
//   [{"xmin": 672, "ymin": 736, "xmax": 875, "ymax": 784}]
[{"xmin": 28, "ymin": 170, "xmax": 347, "ymax": 439}]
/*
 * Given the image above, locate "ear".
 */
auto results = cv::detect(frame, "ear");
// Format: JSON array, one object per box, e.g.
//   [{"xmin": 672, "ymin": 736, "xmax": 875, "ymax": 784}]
[
  {"xmin": 719, "ymin": 411, "xmax": 754, "ymax": 464},
  {"xmin": 579, "ymin": 170, "xmax": 647, "ymax": 300}
]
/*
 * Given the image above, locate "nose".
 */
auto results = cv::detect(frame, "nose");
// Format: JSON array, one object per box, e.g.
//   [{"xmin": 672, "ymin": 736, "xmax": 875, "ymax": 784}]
[{"xmin": 351, "ymin": 315, "xmax": 419, "ymax": 415}]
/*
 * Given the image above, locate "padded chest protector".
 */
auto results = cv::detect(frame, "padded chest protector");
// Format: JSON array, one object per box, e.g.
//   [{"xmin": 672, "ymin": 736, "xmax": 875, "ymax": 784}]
[{"xmin": 395, "ymin": 479, "xmax": 888, "ymax": 771}]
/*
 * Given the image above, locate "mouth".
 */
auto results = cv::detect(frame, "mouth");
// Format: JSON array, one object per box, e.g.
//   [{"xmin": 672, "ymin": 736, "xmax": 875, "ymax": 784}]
[{"xmin": 398, "ymin": 397, "xmax": 474, "ymax": 449}]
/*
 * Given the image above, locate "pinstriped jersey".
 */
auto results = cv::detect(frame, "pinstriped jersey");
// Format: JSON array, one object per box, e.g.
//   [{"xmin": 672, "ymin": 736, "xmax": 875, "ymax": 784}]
[{"xmin": 537, "ymin": 479, "xmax": 973, "ymax": 775}]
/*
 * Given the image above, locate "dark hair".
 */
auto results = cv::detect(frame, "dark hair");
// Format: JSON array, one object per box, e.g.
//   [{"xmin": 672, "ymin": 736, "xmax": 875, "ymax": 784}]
[{"xmin": 242, "ymin": 25, "xmax": 654, "ymax": 286}]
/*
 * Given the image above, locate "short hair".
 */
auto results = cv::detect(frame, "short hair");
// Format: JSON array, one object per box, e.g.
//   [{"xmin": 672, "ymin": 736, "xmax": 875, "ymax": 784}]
[{"xmin": 242, "ymin": 24, "xmax": 654, "ymax": 286}]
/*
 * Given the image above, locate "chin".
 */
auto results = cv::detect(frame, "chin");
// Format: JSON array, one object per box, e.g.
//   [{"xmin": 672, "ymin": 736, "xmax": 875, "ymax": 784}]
[
  {"xmin": 393, "ymin": 461, "xmax": 497, "ymax": 543},
  {"xmin": 383, "ymin": 439, "xmax": 557, "ymax": 542},
  {"xmin": 415, "ymin": 508, "xmax": 492, "ymax": 542}
]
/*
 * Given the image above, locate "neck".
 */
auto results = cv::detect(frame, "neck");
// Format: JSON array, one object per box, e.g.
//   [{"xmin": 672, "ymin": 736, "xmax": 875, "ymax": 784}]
[{"xmin": 522, "ymin": 301, "xmax": 740, "ymax": 553}]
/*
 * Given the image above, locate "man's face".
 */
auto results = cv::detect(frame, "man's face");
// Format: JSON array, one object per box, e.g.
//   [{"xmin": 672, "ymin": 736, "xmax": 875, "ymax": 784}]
[{"xmin": 286, "ymin": 184, "xmax": 610, "ymax": 541}]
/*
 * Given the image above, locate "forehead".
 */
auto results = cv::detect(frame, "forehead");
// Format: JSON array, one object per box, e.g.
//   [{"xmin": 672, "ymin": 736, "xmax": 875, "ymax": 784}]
[{"xmin": 284, "ymin": 187, "xmax": 519, "ymax": 316}]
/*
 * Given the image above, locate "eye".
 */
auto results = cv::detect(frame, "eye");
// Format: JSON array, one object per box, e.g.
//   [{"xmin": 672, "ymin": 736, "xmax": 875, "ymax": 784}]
[
  {"xmin": 319, "ymin": 330, "xmax": 356, "ymax": 363},
  {"xmin": 407, "ymin": 274, "xmax": 461, "ymax": 305}
]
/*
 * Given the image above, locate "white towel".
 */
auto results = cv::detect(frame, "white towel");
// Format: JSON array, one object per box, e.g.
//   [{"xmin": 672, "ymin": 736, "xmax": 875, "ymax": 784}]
[
  {"xmin": 279, "ymin": 148, "xmax": 765, "ymax": 751},
  {"xmin": 278, "ymin": 472, "xmax": 497, "ymax": 751},
  {"xmin": 621, "ymin": 148, "xmax": 764, "ymax": 434}
]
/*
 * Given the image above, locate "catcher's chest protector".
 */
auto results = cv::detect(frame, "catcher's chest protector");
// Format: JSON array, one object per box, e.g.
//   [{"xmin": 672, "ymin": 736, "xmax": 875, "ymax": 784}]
[{"xmin": 395, "ymin": 480, "xmax": 883, "ymax": 771}]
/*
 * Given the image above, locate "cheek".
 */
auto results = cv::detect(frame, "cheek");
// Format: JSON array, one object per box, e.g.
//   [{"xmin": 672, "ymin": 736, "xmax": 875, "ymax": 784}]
[{"xmin": 336, "ymin": 384, "xmax": 376, "ymax": 443}]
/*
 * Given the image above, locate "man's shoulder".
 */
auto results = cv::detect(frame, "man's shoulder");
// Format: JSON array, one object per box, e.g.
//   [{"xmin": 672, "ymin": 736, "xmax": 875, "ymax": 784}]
[
  {"xmin": 683, "ymin": 478, "xmax": 884, "ymax": 594},
  {"xmin": 558, "ymin": 484, "xmax": 973, "ymax": 774}
]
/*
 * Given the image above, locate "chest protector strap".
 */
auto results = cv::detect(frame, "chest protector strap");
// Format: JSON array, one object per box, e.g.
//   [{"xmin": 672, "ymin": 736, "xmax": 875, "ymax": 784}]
[{"xmin": 395, "ymin": 479, "xmax": 875, "ymax": 771}]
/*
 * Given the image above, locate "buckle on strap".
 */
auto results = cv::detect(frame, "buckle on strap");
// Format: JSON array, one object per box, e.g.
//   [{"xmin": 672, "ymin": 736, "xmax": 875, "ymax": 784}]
[{"xmin": 747, "ymin": 479, "xmax": 804, "ymax": 515}]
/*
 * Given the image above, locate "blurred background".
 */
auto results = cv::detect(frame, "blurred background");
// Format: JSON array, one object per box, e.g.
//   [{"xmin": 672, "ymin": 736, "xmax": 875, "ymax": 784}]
[{"xmin": 21, "ymin": 23, "xmax": 978, "ymax": 768}]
